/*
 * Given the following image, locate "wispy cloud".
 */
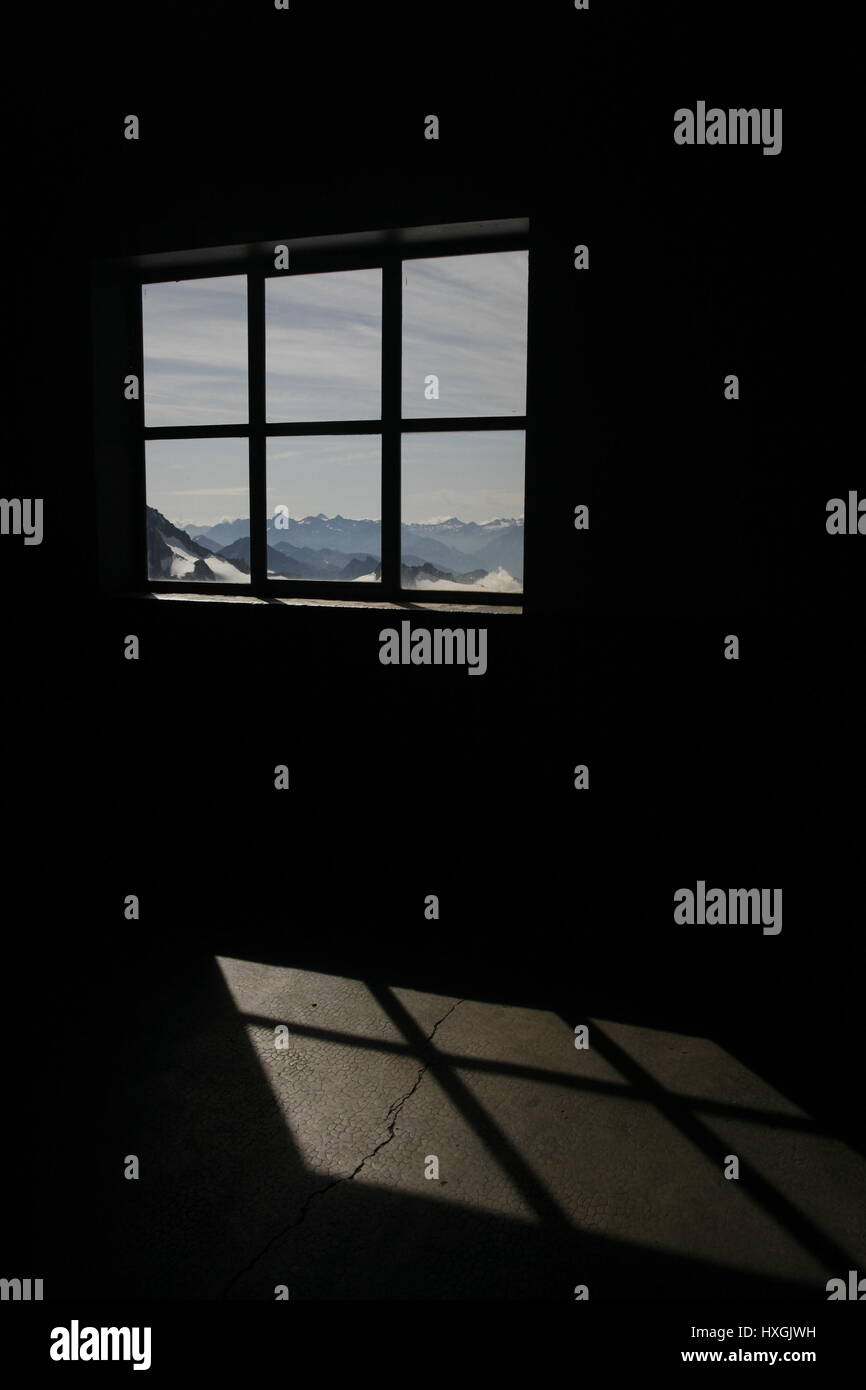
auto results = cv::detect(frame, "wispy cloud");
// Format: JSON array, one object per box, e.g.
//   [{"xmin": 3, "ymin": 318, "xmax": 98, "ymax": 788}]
[
  {"xmin": 402, "ymin": 251, "xmax": 528, "ymax": 417},
  {"xmin": 266, "ymin": 269, "xmax": 381, "ymax": 422},
  {"xmin": 142, "ymin": 254, "xmax": 527, "ymax": 526},
  {"xmin": 142, "ymin": 276, "xmax": 248, "ymax": 426},
  {"xmin": 145, "ymin": 437, "xmax": 249, "ymax": 527},
  {"xmin": 163, "ymin": 487, "xmax": 249, "ymax": 497}
]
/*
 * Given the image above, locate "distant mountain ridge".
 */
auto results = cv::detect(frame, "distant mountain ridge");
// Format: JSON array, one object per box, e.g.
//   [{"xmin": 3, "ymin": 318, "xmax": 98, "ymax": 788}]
[{"xmin": 184, "ymin": 513, "xmax": 524, "ymax": 582}]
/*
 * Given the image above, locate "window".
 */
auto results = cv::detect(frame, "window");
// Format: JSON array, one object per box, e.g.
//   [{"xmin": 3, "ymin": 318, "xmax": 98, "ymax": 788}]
[{"xmin": 99, "ymin": 220, "xmax": 530, "ymax": 605}]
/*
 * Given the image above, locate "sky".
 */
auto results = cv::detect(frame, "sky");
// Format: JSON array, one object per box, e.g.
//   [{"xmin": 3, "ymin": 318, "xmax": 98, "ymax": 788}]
[{"xmin": 143, "ymin": 251, "xmax": 527, "ymax": 527}]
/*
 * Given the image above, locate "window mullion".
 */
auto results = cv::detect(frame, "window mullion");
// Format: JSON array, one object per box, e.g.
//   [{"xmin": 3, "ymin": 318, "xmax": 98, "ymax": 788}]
[
  {"xmin": 381, "ymin": 255, "xmax": 401, "ymax": 599},
  {"xmin": 248, "ymin": 270, "xmax": 266, "ymax": 590},
  {"xmin": 132, "ymin": 276, "xmax": 148, "ymax": 588}
]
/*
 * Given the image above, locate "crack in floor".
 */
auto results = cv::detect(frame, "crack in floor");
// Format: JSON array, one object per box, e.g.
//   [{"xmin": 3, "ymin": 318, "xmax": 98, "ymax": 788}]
[{"xmin": 220, "ymin": 997, "xmax": 464, "ymax": 1298}]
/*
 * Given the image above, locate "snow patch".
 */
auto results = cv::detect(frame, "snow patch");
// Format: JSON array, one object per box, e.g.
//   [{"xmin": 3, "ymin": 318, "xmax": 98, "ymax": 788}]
[
  {"xmin": 204, "ymin": 555, "xmax": 250, "ymax": 583},
  {"xmin": 409, "ymin": 566, "xmax": 522, "ymax": 594},
  {"xmin": 166, "ymin": 543, "xmax": 196, "ymax": 578}
]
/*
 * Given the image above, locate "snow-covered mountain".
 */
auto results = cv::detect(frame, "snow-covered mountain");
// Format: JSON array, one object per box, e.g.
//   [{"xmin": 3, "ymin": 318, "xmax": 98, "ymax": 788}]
[
  {"xmin": 155, "ymin": 512, "xmax": 523, "ymax": 587},
  {"xmin": 146, "ymin": 508, "xmax": 250, "ymax": 583}
]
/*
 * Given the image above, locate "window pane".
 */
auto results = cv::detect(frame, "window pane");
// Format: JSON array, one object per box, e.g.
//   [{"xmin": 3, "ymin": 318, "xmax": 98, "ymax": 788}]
[
  {"xmin": 145, "ymin": 438, "xmax": 250, "ymax": 583},
  {"xmin": 401, "ymin": 431, "xmax": 524, "ymax": 592},
  {"xmin": 266, "ymin": 269, "xmax": 382, "ymax": 422},
  {"xmin": 402, "ymin": 250, "xmax": 528, "ymax": 418},
  {"xmin": 266, "ymin": 437, "xmax": 381, "ymax": 582},
  {"xmin": 142, "ymin": 275, "xmax": 247, "ymax": 426}
]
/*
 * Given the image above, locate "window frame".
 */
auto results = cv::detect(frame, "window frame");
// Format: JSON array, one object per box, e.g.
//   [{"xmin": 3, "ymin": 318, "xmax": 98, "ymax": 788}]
[{"xmin": 97, "ymin": 219, "xmax": 531, "ymax": 607}]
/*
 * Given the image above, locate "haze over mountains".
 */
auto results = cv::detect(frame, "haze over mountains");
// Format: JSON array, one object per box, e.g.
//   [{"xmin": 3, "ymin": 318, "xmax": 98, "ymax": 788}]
[{"xmin": 147, "ymin": 508, "xmax": 523, "ymax": 590}]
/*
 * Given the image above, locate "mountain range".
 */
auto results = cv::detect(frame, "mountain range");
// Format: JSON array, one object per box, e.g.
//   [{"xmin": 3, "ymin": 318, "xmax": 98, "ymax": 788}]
[
  {"xmin": 188, "ymin": 512, "xmax": 524, "ymax": 581},
  {"xmin": 147, "ymin": 508, "xmax": 523, "ymax": 589}
]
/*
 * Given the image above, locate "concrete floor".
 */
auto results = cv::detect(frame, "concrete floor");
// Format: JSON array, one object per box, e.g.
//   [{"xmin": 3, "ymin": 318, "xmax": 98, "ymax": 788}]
[{"xmin": 53, "ymin": 951, "xmax": 866, "ymax": 1301}]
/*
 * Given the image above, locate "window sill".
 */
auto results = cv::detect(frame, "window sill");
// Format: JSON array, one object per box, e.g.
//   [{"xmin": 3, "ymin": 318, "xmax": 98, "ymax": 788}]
[{"xmin": 124, "ymin": 590, "xmax": 523, "ymax": 615}]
